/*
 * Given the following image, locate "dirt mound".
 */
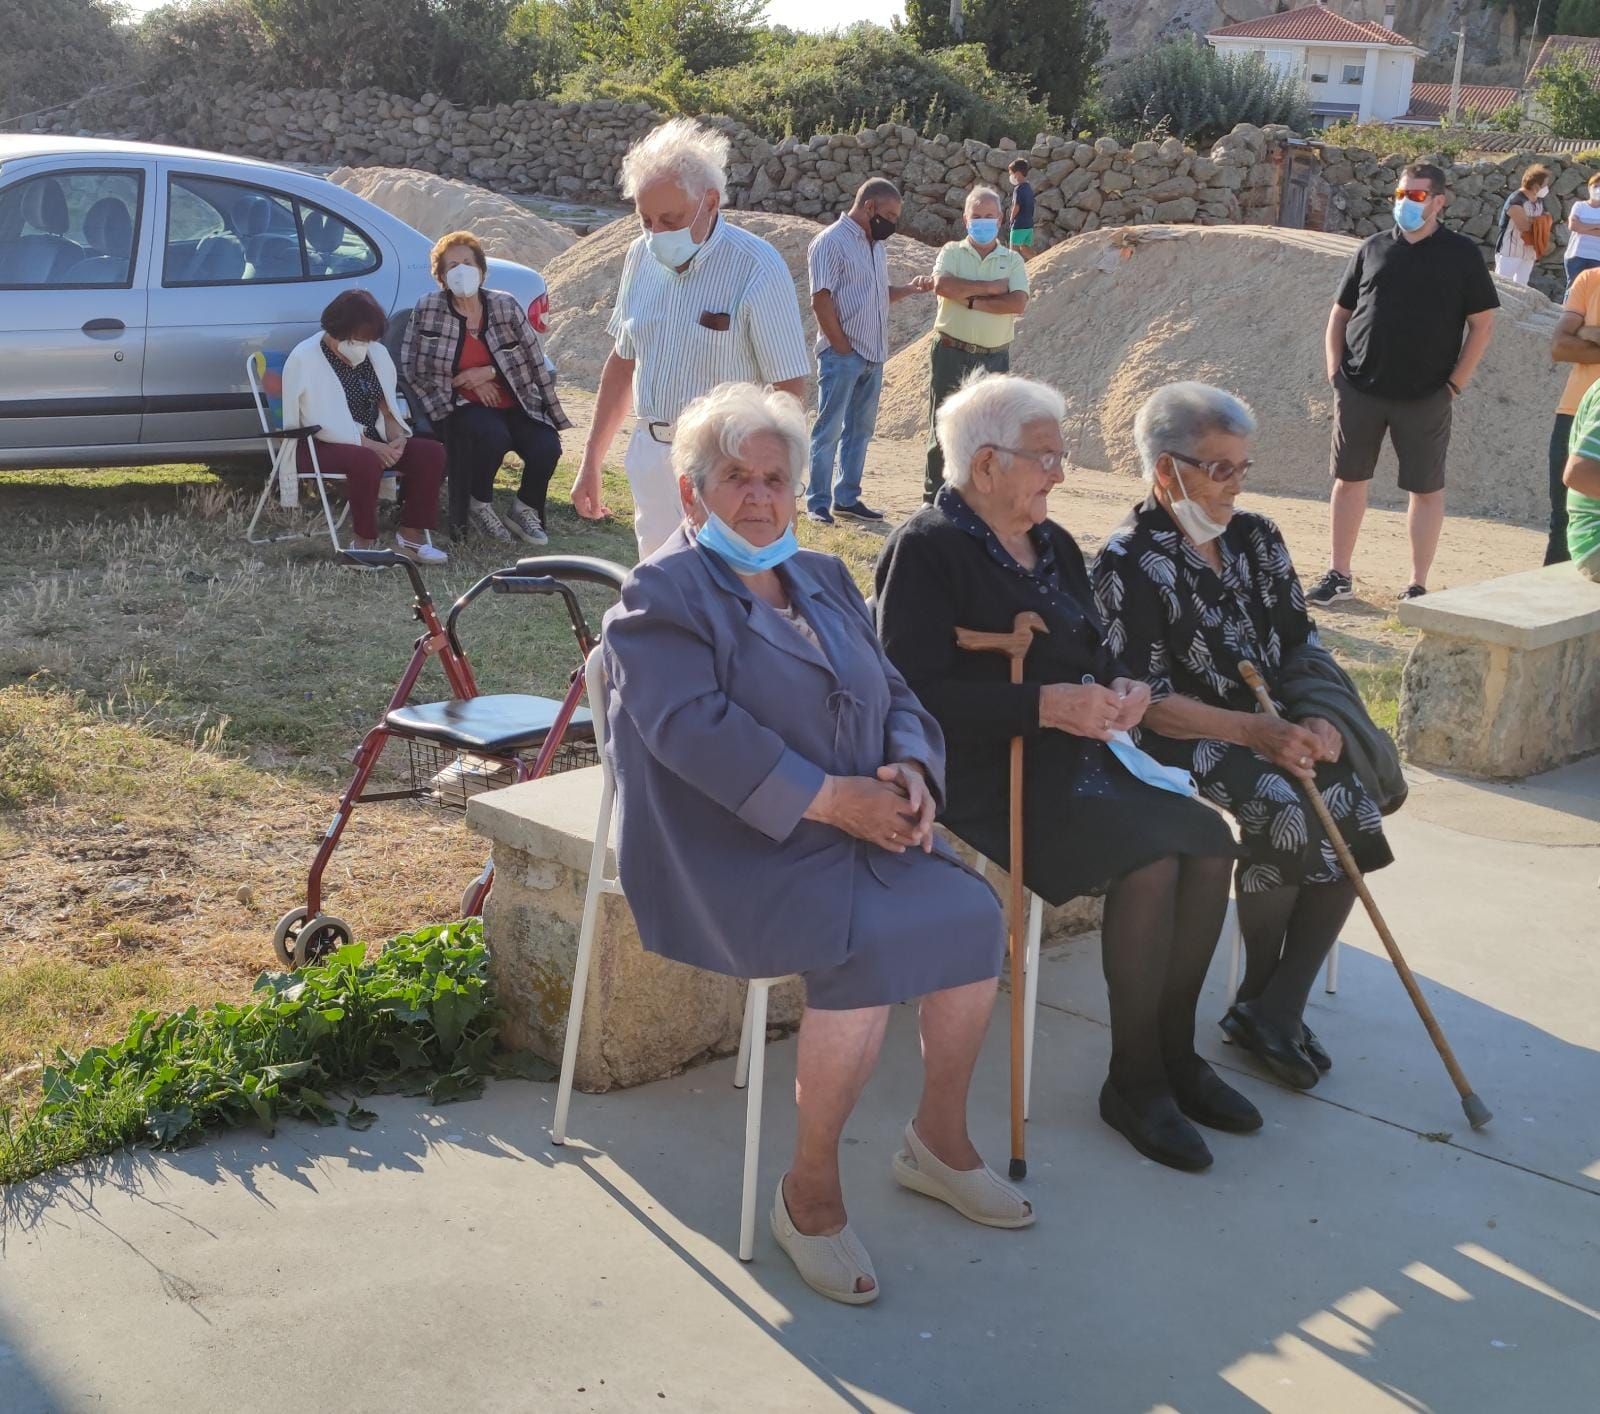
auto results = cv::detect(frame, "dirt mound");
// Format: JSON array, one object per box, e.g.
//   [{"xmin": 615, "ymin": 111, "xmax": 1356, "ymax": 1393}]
[
  {"xmin": 542, "ymin": 212, "xmax": 939, "ymax": 400},
  {"xmin": 874, "ymin": 224, "xmax": 1563, "ymax": 523},
  {"xmin": 328, "ymin": 166, "xmax": 578, "ymax": 271}
]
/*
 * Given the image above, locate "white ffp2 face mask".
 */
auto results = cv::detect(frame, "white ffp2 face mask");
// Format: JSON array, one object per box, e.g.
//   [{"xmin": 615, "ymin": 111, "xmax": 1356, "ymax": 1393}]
[
  {"xmin": 1167, "ymin": 461, "xmax": 1231, "ymax": 544},
  {"xmin": 646, "ymin": 195, "xmax": 710, "ymax": 270},
  {"xmin": 336, "ymin": 339, "xmax": 371, "ymax": 366},
  {"xmin": 445, "ymin": 264, "xmax": 482, "ymax": 297}
]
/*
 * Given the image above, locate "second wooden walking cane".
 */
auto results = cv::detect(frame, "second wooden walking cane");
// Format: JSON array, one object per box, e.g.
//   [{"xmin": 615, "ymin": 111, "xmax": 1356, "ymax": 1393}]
[{"xmin": 956, "ymin": 611, "xmax": 1049, "ymax": 1178}]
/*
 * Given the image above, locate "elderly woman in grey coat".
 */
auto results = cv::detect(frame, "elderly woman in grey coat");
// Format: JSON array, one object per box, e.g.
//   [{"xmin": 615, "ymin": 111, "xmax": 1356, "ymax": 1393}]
[{"xmin": 602, "ymin": 382, "xmax": 1032, "ymax": 1307}]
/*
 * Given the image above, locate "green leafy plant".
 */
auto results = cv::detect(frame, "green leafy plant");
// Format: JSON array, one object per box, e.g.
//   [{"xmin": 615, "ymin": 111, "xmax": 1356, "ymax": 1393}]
[
  {"xmin": 1104, "ymin": 38, "xmax": 1310, "ymax": 145},
  {"xmin": 1316, "ymin": 120, "xmax": 1472, "ymax": 162},
  {"xmin": 0, "ymin": 919, "xmax": 543, "ymax": 1185},
  {"xmin": 1533, "ymin": 54, "xmax": 1600, "ymax": 140}
]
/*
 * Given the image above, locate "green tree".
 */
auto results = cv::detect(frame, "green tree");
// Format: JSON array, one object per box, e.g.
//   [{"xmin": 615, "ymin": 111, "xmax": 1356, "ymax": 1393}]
[
  {"xmin": 0, "ymin": 0, "xmax": 131, "ymax": 123},
  {"xmin": 564, "ymin": 0, "xmax": 766, "ymax": 76},
  {"xmin": 900, "ymin": 0, "xmax": 1107, "ymax": 123},
  {"xmin": 1534, "ymin": 54, "xmax": 1600, "ymax": 138},
  {"xmin": 1556, "ymin": 0, "xmax": 1600, "ymax": 37},
  {"xmin": 1104, "ymin": 38, "xmax": 1309, "ymax": 144}
]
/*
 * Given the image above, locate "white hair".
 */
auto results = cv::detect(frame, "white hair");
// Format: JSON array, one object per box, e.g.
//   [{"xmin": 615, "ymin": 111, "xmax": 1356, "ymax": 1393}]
[
  {"xmin": 1132, "ymin": 382, "xmax": 1257, "ymax": 484},
  {"xmin": 964, "ymin": 185, "xmax": 1003, "ymax": 217},
  {"xmin": 620, "ymin": 117, "xmax": 730, "ymax": 202},
  {"xmin": 672, "ymin": 382, "xmax": 807, "ymax": 493},
  {"xmin": 936, "ymin": 372, "xmax": 1065, "ymax": 489}
]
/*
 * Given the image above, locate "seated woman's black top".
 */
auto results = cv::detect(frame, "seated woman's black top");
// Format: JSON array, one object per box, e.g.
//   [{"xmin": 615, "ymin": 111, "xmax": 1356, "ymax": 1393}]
[
  {"xmin": 875, "ymin": 487, "xmax": 1235, "ymax": 905},
  {"xmin": 321, "ymin": 340, "xmax": 383, "ymax": 440}
]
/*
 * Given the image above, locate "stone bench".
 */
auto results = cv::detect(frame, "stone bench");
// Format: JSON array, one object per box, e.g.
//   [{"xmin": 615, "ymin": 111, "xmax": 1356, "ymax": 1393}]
[
  {"xmin": 466, "ymin": 765, "xmax": 1098, "ymax": 1092},
  {"xmin": 1398, "ymin": 562, "xmax": 1600, "ymax": 780}
]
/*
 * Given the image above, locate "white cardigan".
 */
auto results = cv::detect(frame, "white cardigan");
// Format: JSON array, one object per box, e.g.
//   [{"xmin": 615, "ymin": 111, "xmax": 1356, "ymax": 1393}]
[{"xmin": 277, "ymin": 334, "xmax": 410, "ymax": 505}]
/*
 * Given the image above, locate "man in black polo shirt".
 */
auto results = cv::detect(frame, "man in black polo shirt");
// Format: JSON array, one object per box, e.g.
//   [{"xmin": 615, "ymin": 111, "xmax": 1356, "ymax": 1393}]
[{"xmin": 1308, "ymin": 162, "xmax": 1499, "ymax": 605}]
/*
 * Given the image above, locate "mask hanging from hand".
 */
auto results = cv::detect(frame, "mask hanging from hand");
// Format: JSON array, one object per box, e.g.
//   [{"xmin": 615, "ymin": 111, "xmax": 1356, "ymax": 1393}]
[
  {"xmin": 694, "ymin": 510, "xmax": 800, "ymax": 574},
  {"xmin": 1166, "ymin": 460, "xmax": 1231, "ymax": 545},
  {"xmin": 1106, "ymin": 730, "xmax": 1198, "ymax": 798}
]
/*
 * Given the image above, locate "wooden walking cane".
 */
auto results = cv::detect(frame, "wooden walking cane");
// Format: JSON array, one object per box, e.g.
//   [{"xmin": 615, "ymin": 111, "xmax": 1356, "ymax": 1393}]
[
  {"xmin": 1236, "ymin": 660, "xmax": 1492, "ymax": 1131},
  {"xmin": 956, "ymin": 612, "xmax": 1049, "ymax": 1178}
]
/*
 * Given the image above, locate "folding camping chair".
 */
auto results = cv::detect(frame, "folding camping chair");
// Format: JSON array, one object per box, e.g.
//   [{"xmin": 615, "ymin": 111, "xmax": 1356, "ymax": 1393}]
[{"xmin": 244, "ymin": 349, "xmax": 360, "ymax": 551}]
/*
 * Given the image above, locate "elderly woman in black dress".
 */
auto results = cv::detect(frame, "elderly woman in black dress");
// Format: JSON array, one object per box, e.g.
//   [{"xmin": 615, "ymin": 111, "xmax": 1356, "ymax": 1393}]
[
  {"xmin": 876, "ymin": 373, "xmax": 1255, "ymax": 1174},
  {"xmin": 1092, "ymin": 383, "xmax": 1396, "ymax": 1090}
]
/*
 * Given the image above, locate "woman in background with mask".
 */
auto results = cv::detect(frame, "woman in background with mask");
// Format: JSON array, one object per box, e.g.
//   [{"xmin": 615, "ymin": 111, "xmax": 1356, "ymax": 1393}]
[
  {"xmin": 877, "ymin": 374, "xmax": 1250, "ymax": 1177},
  {"xmin": 1493, "ymin": 164, "xmax": 1551, "ymax": 286},
  {"xmin": 402, "ymin": 230, "xmax": 570, "ymax": 546},
  {"xmin": 1093, "ymin": 382, "xmax": 1396, "ymax": 1092},
  {"xmin": 281, "ymin": 288, "xmax": 447, "ymax": 562},
  {"xmin": 603, "ymin": 382, "xmax": 1030, "ymax": 1307}
]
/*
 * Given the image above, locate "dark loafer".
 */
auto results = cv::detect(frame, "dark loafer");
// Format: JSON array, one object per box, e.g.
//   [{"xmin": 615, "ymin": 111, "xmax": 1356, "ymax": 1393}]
[
  {"xmin": 1098, "ymin": 1079, "xmax": 1213, "ymax": 1172},
  {"xmin": 1169, "ymin": 1058, "xmax": 1263, "ymax": 1134},
  {"xmin": 1301, "ymin": 1024, "xmax": 1333, "ymax": 1073},
  {"xmin": 1220, "ymin": 1002, "xmax": 1320, "ymax": 1090}
]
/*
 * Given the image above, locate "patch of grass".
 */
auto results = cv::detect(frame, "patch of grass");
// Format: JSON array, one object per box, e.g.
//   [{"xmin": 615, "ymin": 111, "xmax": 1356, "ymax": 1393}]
[
  {"xmin": 1344, "ymin": 660, "xmax": 1403, "ymax": 735},
  {"xmin": 0, "ymin": 919, "xmax": 540, "ymax": 1186}
]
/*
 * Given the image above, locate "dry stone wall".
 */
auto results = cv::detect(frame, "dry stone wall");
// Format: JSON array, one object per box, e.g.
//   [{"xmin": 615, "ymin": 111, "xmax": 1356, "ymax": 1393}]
[{"xmin": 22, "ymin": 83, "xmax": 1594, "ymax": 279}]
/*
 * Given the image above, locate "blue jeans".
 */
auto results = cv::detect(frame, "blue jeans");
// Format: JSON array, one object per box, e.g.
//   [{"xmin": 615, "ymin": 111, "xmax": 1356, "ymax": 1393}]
[
  {"xmin": 807, "ymin": 348, "xmax": 883, "ymax": 512},
  {"xmin": 1565, "ymin": 255, "xmax": 1600, "ymax": 294}
]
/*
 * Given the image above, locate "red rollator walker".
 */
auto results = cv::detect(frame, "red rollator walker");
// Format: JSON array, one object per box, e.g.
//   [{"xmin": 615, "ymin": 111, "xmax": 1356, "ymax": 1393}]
[{"xmin": 271, "ymin": 547, "xmax": 628, "ymax": 968}]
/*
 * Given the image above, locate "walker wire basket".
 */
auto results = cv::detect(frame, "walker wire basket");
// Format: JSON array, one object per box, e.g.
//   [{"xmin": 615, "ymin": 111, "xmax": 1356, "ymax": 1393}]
[{"xmin": 405, "ymin": 736, "xmax": 601, "ymax": 813}]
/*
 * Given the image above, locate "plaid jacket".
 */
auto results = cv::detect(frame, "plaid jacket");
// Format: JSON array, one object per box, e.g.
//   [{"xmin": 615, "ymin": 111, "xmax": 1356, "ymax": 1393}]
[{"xmin": 401, "ymin": 287, "xmax": 571, "ymax": 430}]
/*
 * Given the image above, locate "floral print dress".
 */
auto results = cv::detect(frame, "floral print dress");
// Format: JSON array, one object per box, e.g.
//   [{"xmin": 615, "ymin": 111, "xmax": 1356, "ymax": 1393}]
[{"xmin": 1092, "ymin": 499, "xmax": 1393, "ymax": 895}]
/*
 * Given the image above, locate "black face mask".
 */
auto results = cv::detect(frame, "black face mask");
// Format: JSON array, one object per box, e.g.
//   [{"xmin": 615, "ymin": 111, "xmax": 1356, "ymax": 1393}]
[{"xmin": 867, "ymin": 212, "xmax": 897, "ymax": 242}]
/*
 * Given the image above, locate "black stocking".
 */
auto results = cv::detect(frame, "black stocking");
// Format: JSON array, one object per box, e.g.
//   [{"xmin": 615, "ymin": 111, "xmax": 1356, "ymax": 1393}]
[
  {"xmin": 1234, "ymin": 883, "xmax": 1300, "ymax": 1005},
  {"xmin": 1252, "ymin": 880, "xmax": 1358, "ymax": 1031},
  {"xmin": 1100, "ymin": 853, "xmax": 1231, "ymax": 1098}
]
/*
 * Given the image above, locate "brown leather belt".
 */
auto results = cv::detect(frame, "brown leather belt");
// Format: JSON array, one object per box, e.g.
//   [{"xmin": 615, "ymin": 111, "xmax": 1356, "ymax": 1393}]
[{"xmin": 938, "ymin": 332, "xmax": 1006, "ymax": 356}]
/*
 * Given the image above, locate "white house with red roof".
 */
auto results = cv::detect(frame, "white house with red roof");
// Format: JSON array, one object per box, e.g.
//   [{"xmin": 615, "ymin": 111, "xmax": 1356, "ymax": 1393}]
[{"xmin": 1207, "ymin": 1, "xmax": 1426, "ymax": 127}]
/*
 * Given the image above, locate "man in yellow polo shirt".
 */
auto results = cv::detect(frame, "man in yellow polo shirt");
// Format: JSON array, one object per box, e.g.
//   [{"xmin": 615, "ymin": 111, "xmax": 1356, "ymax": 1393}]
[{"xmin": 924, "ymin": 187, "xmax": 1031, "ymax": 502}]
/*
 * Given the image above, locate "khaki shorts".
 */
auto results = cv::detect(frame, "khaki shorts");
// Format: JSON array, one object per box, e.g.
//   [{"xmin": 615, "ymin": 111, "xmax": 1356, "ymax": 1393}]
[{"xmin": 1330, "ymin": 374, "xmax": 1452, "ymax": 494}]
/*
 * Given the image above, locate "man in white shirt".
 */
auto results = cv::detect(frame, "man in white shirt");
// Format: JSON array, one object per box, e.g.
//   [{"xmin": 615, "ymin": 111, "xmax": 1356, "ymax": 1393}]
[{"xmin": 570, "ymin": 118, "xmax": 811, "ymax": 555}]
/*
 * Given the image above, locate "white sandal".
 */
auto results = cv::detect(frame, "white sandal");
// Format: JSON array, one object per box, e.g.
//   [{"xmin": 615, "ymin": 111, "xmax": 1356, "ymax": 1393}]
[
  {"xmin": 892, "ymin": 1121, "xmax": 1035, "ymax": 1229},
  {"xmin": 770, "ymin": 1176, "xmax": 879, "ymax": 1305}
]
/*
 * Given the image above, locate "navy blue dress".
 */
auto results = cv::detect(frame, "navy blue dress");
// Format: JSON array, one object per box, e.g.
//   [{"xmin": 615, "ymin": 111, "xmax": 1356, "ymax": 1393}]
[{"xmin": 875, "ymin": 488, "xmax": 1237, "ymax": 907}]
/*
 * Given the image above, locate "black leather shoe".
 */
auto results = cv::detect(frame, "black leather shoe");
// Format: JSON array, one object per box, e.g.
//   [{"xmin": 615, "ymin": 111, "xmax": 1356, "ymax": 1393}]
[
  {"xmin": 1220, "ymin": 1002, "xmax": 1320, "ymax": 1090},
  {"xmin": 1301, "ymin": 1024, "xmax": 1333, "ymax": 1073},
  {"xmin": 1098, "ymin": 1079, "xmax": 1213, "ymax": 1172},
  {"xmin": 1169, "ymin": 1058, "xmax": 1263, "ymax": 1134}
]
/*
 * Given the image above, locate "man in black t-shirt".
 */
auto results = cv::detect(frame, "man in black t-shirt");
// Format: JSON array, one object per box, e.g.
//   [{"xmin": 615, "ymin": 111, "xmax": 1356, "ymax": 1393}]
[{"xmin": 1308, "ymin": 162, "xmax": 1499, "ymax": 605}]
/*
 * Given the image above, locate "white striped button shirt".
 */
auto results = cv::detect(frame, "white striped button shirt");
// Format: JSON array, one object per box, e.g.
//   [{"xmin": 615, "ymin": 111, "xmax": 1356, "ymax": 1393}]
[
  {"xmin": 606, "ymin": 218, "xmax": 812, "ymax": 424},
  {"xmin": 807, "ymin": 213, "xmax": 889, "ymax": 363}
]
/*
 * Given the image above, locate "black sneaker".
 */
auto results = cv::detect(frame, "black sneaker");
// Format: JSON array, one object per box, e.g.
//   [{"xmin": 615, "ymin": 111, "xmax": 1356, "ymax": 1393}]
[
  {"xmin": 833, "ymin": 500, "xmax": 886, "ymax": 523},
  {"xmin": 1305, "ymin": 569, "xmax": 1354, "ymax": 605},
  {"xmin": 805, "ymin": 506, "xmax": 834, "ymax": 525},
  {"xmin": 1398, "ymin": 583, "xmax": 1427, "ymax": 601}
]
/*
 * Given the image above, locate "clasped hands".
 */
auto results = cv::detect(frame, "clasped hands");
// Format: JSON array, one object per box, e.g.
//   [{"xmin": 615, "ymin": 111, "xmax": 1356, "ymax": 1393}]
[
  {"xmin": 453, "ymin": 364, "xmax": 510, "ymax": 407},
  {"xmin": 805, "ymin": 761, "xmax": 934, "ymax": 854},
  {"xmin": 360, "ymin": 432, "xmax": 409, "ymax": 469}
]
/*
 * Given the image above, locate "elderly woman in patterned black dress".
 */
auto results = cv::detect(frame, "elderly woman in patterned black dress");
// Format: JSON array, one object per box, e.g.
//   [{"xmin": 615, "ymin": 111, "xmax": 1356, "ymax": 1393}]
[{"xmin": 1092, "ymin": 383, "xmax": 1395, "ymax": 1091}]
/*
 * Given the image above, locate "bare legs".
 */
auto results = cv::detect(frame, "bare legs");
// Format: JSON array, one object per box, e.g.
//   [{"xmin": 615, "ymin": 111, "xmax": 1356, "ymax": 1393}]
[
  {"xmin": 1330, "ymin": 478, "xmax": 1445, "ymax": 589},
  {"xmin": 784, "ymin": 978, "xmax": 1001, "ymax": 1294}
]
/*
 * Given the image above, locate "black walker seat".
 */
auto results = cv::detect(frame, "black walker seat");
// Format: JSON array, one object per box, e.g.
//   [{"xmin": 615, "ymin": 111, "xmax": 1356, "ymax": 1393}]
[{"xmin": 384, "ymin": 694, "xmax": 595, "ymax": 755}]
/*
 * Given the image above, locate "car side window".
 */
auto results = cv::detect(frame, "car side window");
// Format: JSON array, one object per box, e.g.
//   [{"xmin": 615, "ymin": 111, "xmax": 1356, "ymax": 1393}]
[
  {"xmin": 298, "ymin": 199, "xmax": 380, "ymax": 279},
  {"xmin": 164, "ymin": 174, "xmax": 303, "ymax": 285},
  {"xmin": 0, "ymin": 169, "xmax": 142, "ymax": 289}
]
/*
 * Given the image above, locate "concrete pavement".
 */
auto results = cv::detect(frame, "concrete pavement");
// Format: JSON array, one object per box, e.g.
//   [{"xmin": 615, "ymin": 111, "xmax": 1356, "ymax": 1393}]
[{"xmin": 3, "ymin": 761, "xmax": 1598, "ymax": 1413}]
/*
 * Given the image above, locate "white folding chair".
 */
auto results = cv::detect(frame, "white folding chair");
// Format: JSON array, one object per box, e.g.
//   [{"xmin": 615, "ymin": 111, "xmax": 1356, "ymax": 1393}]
[
  {"xmin": 550, "ymin": 644, "xmax": 783, "ymax": 1262},
  {"xmin": 244, "ymin": 350, "xmax": 350, "ymax": 551}
]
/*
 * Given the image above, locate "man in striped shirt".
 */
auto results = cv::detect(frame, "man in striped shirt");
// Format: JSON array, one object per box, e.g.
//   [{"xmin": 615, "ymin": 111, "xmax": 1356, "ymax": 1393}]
[
  {"xmin": 570, "ymin": 119, "xmax": 811, "ymax": 556},
  {"xmin": 805, "ymin": 179, "xmax": 933, "ymax": 525}
]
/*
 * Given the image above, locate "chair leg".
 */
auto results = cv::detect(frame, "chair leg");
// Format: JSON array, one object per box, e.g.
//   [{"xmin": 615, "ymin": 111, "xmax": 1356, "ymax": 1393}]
[
  {"xmin": 738, "ymin": 980, "xmax": 770, "ymax": 1263},
  {"xmin": 1224, "ymin": 895, "xmax": 1242, "ymax": 1002},
  {"xmin": 1324, "ymin": 939, "xmax": 1340, "ymax": 994},
  {"xmin": 1022, "ymin": 892, "xmax": 1042, "ymax": 1122},
  {"xmin": 551, "ymin": 774, "xmax": 615, "ymax": 1146},
  {"xmin": 734, "ymin": 981, "xmax": 758, "ymax": 1090}
]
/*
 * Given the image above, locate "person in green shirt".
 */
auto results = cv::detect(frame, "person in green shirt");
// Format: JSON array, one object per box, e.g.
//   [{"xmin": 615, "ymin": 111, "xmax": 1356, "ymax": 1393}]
[{"xmin": 1563, "ymin": 378, "xmax": 1600, "ymax": 580}]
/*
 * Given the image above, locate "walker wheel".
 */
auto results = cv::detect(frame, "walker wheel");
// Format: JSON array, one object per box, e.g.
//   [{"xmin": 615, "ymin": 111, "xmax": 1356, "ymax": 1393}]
[
  {"xmin": 293, "ymin": 914, "xmax": 354, "ymax": 968},
  {"xmin": 271, "ymin": 907, "xmax": 310, "ymax": 968}
]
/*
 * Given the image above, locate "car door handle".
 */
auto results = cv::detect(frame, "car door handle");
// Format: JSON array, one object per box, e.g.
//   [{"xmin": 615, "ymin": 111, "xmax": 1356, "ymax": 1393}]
[{"xmin": 82, "ymin": 318, "xmax": 125, "ymax": 333}]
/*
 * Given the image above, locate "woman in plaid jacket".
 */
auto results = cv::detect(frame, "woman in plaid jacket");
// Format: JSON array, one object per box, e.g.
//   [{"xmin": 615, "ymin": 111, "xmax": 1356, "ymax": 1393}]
[{"xmin": 402, "ymin": 230, "xmax": 571, "ymax": 544}]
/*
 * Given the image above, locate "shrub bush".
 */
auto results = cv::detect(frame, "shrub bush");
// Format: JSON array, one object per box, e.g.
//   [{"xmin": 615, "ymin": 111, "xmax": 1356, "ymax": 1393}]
[
  {"xmin": 1317, "ymin": 121, "xmax": 1473, "ymax": 162},
  {"xmin": 1104, "ymin": 38, "xmax": 1310, "ymax": 145}
]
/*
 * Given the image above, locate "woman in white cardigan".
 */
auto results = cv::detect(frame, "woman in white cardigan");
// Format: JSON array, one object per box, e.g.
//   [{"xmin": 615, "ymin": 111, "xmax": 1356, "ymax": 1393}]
[{"xmin": 281, "ymin": 289, "xmax": 447, "ymax": 562}]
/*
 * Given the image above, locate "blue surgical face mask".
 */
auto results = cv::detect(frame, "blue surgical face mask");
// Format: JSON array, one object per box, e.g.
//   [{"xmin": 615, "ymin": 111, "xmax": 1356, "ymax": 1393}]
[
  {"xmin": 646, "ymin": 195, "xmax": 710, "ymax": 270},
  {"xmin": 695, "ymin": 510, "xmax": 799, "ymax": 575},
  {"xmin": 1393, "ymin": 197, "xmax": 1427, "ymax": 232},
  {"xmin": 1107, "ymin": 731, "xmax": 1198, "ymax": 798},
  {"xmin": 967, "ymin": 217, "xmax": 1000, "ymax": 244}
]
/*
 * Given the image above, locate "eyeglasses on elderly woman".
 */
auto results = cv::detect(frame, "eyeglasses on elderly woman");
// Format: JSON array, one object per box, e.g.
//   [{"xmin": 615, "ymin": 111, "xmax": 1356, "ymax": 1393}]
[
  {"xmin": 1165, "ymin": 449, "xmax": 1252, "ymax": 483},
  {"xmin": 981, "ymin": 444, "xmax": 1064, "ymax": 472}
]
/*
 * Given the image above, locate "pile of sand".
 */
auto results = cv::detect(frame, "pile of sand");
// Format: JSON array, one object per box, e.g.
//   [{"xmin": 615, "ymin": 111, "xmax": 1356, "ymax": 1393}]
[
  {"xmin": 874, "ymin": 224, "xmax": 1563, "ymax": 524},
  {"xmin": 328, "ymin": 167, "xmax": 578, "ymax": 271},
  {"xmin": 541, "ymin": 212, "xmax": 940, "ymax": 400}
]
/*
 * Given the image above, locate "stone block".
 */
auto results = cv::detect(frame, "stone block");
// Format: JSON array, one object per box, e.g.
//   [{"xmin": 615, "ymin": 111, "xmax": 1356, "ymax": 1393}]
[
  {"xmin": 1130, "ymin": 140, "xmax": 1160, "ymax": 161},
  {"xmin": 1153, "ymin": 196, "xmax": 1198, "ymax": 222},
  {"xmin": 1144, "ymin": 175, "xmax": 1198, "ymax": 202},
  {"xmin": 1397, "ymin": 564, "xmax": 1600, "ymax": 779},
  {"xmin": 1071, "ymin": 187, "xmax": 1103, "ymax": 213},
  {"xmin": 1101, "ymin": 169, "xmax": 1131, "ymax": 194}
]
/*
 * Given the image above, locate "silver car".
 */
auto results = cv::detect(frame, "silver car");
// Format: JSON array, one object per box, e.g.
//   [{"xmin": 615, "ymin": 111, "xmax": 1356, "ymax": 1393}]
[{"xmin": 0, "ymin": 136, "xmax": 551, "ymax": 468}]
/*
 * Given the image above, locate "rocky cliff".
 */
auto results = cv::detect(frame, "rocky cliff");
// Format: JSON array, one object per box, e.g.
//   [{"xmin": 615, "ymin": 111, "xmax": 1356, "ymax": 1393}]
[{"xmin": 1098, "ymin": 0, "xmax": 1524, "ymax": 67}]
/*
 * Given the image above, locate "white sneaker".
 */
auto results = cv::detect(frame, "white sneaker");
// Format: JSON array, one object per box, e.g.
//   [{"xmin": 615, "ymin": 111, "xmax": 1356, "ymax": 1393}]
[
  {"xmin": 395, "ymin": 532, "xmax": 448, "ymax": 565},
  {"xmin": 469, "ymin": 498, "xmax": 513, "ymax": 542},
  {"xmin": 504, "ymin": 499, "xmax": 549, "ymax": 545}
]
